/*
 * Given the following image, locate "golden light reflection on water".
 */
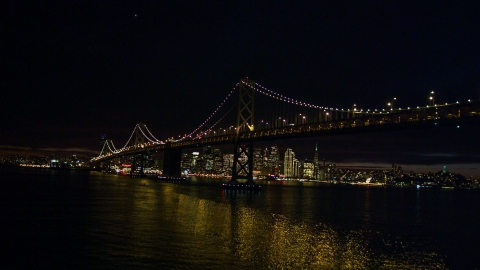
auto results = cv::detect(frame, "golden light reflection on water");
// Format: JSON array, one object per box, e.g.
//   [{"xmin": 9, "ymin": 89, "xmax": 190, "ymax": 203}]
[{"xmin": 114, "ymin": 181, "xmax": 447, "ymax": 269}]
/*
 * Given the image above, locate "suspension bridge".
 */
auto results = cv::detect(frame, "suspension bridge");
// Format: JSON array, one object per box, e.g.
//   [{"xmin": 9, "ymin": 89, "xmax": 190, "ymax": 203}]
[{"xmin": 92, "ymin": 78, "xmax": 480, "ymax": 183}]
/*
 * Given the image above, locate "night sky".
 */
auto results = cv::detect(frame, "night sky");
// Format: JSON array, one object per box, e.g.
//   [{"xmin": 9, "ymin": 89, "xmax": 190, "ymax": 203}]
[{"xmin": 1, "ymin": 1, "xmax": 480, "ymax": 175}]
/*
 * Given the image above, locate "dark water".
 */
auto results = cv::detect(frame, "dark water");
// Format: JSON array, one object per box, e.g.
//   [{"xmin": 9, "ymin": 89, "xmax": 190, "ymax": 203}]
[{"xmin": 1, "ymin": 167, "xmax": 479, "ymax": 269}]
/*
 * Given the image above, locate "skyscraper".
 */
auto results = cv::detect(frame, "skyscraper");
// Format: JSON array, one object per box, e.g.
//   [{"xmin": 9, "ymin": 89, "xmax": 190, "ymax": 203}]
[
  {"xmin": 284, "ymin": 148, "xmax": 295, "ymax": 178},
  {"xmin": 212, "ymin": 148, "xmax": 223, "ymax": 174},
  {"xmin": 313, "ymin": 142, "xmax": 319, "ymax": 179},
  {"xmin": 303, "ymin": 160, "xmax": 314, "ymax": 179},
  {"xmin": 268, "ymin": 144, "xmax": 279, "ymax": 175},
  {"xmin": 223, "ymin": 154, "xmax": 234, "ymax": 176},
  {"xmin": 253, "ymin": 148, "xmax": 263, "ymax": 171},
  {"xmin": 203, "ymin": 145, "xmax": 213, "ymax": 172}
]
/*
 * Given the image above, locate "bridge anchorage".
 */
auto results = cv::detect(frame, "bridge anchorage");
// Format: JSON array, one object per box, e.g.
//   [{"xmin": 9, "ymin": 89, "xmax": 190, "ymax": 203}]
[{"xmin": 92, "ymin": 77, "xmax": 480, "ymax": 188}]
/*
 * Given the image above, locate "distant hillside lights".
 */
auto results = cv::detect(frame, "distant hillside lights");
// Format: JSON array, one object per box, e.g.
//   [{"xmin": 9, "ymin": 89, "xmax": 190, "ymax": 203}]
[{"xmin": 0, "ymin": 154, "xmax": 91, "ymax": 168}]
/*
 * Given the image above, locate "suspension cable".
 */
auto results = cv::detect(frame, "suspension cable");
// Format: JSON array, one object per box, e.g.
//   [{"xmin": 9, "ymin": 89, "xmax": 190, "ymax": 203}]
[
  {"xmin": 137, "ymin": 125, "xmax": 156, "ymax": 143},
  {"xmin": 181, "ymin": 83, "xmax": 238, "ymax": 140},
  {"xmin": 144, "ymin": 124, "xmax": 162, "ymax": 142}
]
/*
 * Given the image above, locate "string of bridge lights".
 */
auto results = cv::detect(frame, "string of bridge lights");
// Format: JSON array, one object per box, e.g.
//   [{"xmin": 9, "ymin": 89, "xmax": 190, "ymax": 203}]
[
  {"xmin": 249, "ymin": 81, "xmax": 472, "ymax": 114},
  {"xmin": 98, "ymin": 140, "xmax": 118, "ymax": 156},
  {"xmin": 117, "ymin": 125, "xmax": 139, "ymax": 151},
  {"xmin": 180, "ymin": 83, "xmax": 239, "ymax": 140},
  {"xmin": 249, "ymin": 81, "xmax": 410, "ymax": 113},
  {"xmin": 137, "ymin": 125, "xmax": 158, "ymax": 143},
  {"xmin": 197, "ymin": 105, "xmax": 236, "ymax": 138},
  {"xmin": 109, "ymin": 140, "xmax": 118, "ymax": 152},
  {"xmin": 144, "ymin": 124, "xmax": 161, "ymax": 142},
  {"xmin": 250, "ymin": 81, "xmax": 340, "ymax": 111},
  {"xmin": 98, "ymin": 140, "xmax": 108, "ymax": 156},
  {"xmin": 105, "ymin": 140, "xmax": 117, "ymax": 154}
]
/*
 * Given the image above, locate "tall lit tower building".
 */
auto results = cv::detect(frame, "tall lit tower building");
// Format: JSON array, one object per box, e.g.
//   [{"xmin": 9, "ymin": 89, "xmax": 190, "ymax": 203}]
[
  {"xmin": 313, "ymin": 142, "xmax": 319, "ymax": 179},
  {"xmin": 192, "ymin": 152, "xmax": 199, "ymax": 171},
  {"xmin": 284, "ymin": 148, "xmax": 295, "ymax": 178},
  {"xmin": 263, "ymin": 146, "xmax": 269, "ymax": 168},
  {"xmin": 303, "ymin": 160, "xmax": 314, "ymax": 179},
  {"xmin": 212, "ymin": 148, "xmax": 223, "ymax": 174},
  {"xmin": 268, "ymin": 144, "xmax": 279, "ymax": 175},
  {"xmin": 293, "ymin": 157, "xmax": 299, "ymax": 178},
  {"xmin": 223, "ymin": 154, "xmax": 234, "ymax": 176},
  {"xmin": 253, "ymin": 148, "xmax": 263, "ymax": 171},
  {"xmin": 203, "ymin": 145, "xmax": 213, "ymax": 172}
]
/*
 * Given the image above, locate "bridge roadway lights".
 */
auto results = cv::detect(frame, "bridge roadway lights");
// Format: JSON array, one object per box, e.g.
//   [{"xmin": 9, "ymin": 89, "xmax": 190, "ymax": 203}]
[
  {"xmin": 222, "ymin": 182, "xmax": 261, "ymax": 191},
  {"xmin": 157, "ymin": 176, "xmax": 187, "ymax": 184}
]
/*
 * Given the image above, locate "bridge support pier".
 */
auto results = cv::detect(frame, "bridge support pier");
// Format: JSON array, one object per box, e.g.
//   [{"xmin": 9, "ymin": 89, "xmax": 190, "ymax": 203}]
[
  {"xmin": 163, "ymin": 147, "xmax": 182, "ymax": 178},
  {"xmin": 231, "ymin": 140, "xmax": 254, "ymax": 183}
]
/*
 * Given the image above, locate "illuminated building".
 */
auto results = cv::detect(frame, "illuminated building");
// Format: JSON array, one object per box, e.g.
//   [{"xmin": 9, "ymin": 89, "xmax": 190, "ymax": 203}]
[
  {"xmin": 191, "ymin": 152, "xmax": 199, "ymax": 171},
  {"xmin": 253, "ymin": 148, "xmax": 263, "ymax": 171},
  {"xmin": 284, "ymin": 148, "xmax": 295, "ymax": 178},
  {"xmin": 303, "ymin": 160, "xmax": 314, "ymax": 179},
  {"xmin": 181, "ymin": 153, "xmax": 193, "ymax": 173},
  {"xmin": 262, "ymin": 146, "xmax": 269, "ymax": 168},
  {"xmin": 293, "ymin": 157, "xmax": 299, "ymax": 178},
  {"xmin": 195, "ymin": 157, "xmax": 205, "ymax": 174},
  {"xmin": 213, "ymin": 148, "xmax": 223, "ymax": 174},
  {"xmin": 222, "ymin": 154, "xmax": 234, "ymax": 176},
  {"xmin": 268, "ymin": 144, "xmax": 279, "ymax": 175},
  {"xmin": 203, "ymin": 145, "xmax": 213, "ymax": 172}
]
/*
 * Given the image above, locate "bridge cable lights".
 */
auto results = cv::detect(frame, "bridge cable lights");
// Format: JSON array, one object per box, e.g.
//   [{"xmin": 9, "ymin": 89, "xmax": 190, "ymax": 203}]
[
  {"xmin": 183, "ymin": 103, "xmax": 236, "ymax": 141},
  {"xmin": 182, "ymin": 83, "xmax": 238, "ymax": 140},
  {"xmin": 143, "ymin": 124, "xmax": 162, "ymax": 142},
  {"xmin": 118, "ymin": 126, "xmax": 138, "ymax": 151},
  {"xmin": 105, "ymin": 140, "xmax": 117, "ymax": 153},
  {"xmin": 99, "ymin": 141, "xmax": 108, "ymax": 156},
  {"xmin": 137, "ymin": 125, "xmax": 157, "ymax": 143},
  {"xmin": 109, "ymin": 140, "xmax": 119, "ymax": 152},
  {"xmin": 250, "ymin": 82, "xmax": 330, "ymax": 110}
]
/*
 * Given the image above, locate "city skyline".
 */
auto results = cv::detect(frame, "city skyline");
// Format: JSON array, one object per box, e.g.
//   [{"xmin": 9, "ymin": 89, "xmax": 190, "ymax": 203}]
[{"xmin": 2, "ymin": 123, "xmax": 479, "ymax": 178}]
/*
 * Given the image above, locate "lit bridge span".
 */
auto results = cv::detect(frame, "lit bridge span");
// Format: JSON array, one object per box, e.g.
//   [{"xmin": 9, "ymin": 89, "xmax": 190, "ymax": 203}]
[{"xmin": 93, "ymin": 78, "xmax": 480, "ymax": 182}]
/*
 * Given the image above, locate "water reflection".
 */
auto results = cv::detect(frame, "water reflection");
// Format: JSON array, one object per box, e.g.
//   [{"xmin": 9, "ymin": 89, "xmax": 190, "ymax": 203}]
[{"xmin": 112, "ymin": 179, "xmax": 447, "ymax": 269}]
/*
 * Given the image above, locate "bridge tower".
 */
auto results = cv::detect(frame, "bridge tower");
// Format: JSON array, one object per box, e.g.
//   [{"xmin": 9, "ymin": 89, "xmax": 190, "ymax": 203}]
[
  {"xmin": 131, "ymin": 123, "xmax": 148, "ymax": 176},
  {"xmin": 98, "ymin": 138, "xmax": 114, "ymax": 172},
  {"xmin": 231, "ymin": 78, "xmax": 255, "ymax": 183}
]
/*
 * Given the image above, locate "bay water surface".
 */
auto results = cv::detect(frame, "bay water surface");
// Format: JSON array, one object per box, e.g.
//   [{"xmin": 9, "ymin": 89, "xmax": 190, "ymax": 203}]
[{"xmin": 1, "ymin": 167, "xmax": 479, "ymax": 269}]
